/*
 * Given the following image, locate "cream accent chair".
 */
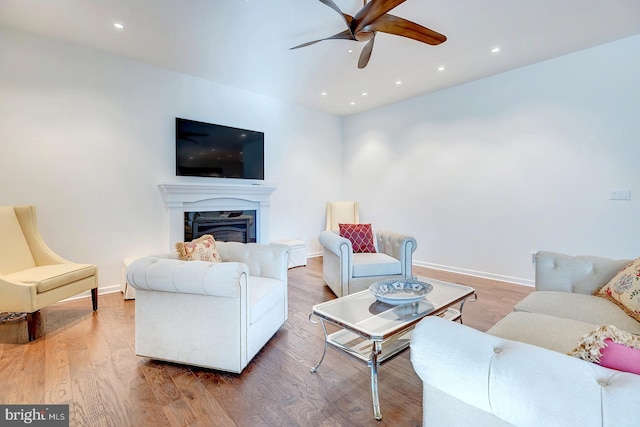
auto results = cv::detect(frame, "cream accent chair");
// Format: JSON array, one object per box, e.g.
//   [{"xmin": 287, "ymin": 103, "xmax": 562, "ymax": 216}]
[
  {"xmin": 0, "ymin": 205, "xmax": 98, "ymax": 341},
  {"xmin": 126, "ymin": 242, "xmax": 289, "ymax": 373},
  {"xmin": 325, "ymin": 201, "xmax": 359, "ymax": 231},
  {"xmin": 319, "ymin": 229, "xmax": 417, "ymax": 297}
]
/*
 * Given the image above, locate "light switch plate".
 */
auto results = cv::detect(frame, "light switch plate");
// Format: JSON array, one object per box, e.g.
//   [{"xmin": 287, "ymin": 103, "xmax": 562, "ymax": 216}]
[{"xmin": 609, "ymin": 189, "xmax": 631, "ymax": 200}]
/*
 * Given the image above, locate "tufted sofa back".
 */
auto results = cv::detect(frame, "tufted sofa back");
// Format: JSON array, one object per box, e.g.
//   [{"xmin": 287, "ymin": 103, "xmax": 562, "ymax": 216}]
[
  {"xmin": 535, "ymin": 251, "xmax": 631, "ymax": 295},
  {"xmin": 216, "ymin": 241, "xmax": 289, "ymax": 283}
]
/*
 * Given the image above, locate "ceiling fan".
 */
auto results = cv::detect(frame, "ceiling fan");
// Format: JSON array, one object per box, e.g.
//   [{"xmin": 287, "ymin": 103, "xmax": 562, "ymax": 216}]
[{"xmin": 290, "ymin": 0, "xmax": 447, "ymax": 69}]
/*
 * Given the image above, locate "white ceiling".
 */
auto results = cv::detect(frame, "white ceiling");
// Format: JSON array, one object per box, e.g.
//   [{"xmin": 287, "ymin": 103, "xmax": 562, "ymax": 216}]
[{"xmin": 1, "ymin": 0, "xmax": 640, "ymax": 116}]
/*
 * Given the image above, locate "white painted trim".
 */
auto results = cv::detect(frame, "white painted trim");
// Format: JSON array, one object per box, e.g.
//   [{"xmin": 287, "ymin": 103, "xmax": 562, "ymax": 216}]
[
  {"xmin": 412, "ymin": 260, "xmax": 534, "ymax": 287},
  {"xmin": 311, "ymin": 252, "xmax": 532, "ymax": 286},
  {"xmin": 60, "ymin": 284, "xmax": 123, "ymax": 303},
  {"xmin": 159, "ymin": 182, "xmax": 276, "ymax": 246}
]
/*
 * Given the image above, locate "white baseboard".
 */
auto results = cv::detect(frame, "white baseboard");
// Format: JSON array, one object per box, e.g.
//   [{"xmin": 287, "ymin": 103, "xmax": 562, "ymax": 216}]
[
  {"xmin": 413, "ymin": 260, "xmax": 534, "ymax": 287},
  {"xmin": 61, "ymin": 284, "xmax": 123, "ymax": 303},
  {"xmin": 309, "ymin": 253, "xmax": 533, "ymax": 287}
]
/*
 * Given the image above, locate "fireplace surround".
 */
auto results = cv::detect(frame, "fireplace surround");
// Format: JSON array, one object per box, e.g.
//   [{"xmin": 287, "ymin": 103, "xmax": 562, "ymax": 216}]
[{"xmin": 159, "ymin": 182, "xmax": 275, "ymax": 247}]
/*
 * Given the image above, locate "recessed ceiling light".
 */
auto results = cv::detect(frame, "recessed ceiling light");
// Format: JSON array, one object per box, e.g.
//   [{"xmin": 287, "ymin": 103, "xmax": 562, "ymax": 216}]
[
  {"xmin": 395, "ymin": 80, "xmax": 402, "ymax": 85},
  {"xmin": 437, "ymin": 66, "xmax": 445, "ymax": 71},
  {"xmin": 491, "ymin": 47, "xmax": 501, "ymax": 53},
  {"xmin": 348, "ymin": 49, "xmax": 353, "ymax": 53},
  {"xmin": 361, "ymin": 92, "xmax": 368, "ymax": 96},
  {"xmin": 113, "ymin": 22, "xmax": 124, "ymax": 30},
  {"xmin": 321, "ymin": 92, "xmax": 327, "ymax": 96},
  {"xmin": 350, "ymin": 101, "xmax": 356, "ymax": 105}
]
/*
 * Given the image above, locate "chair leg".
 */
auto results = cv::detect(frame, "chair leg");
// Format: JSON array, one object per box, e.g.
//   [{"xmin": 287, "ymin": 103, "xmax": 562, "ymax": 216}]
[
  {"xmin": 27, "ymin": 311, "xmax": 40, "ymax": 341},
  {"xmin": 91, "ymin": 288, "xmax": 98, "ymax": 311}
]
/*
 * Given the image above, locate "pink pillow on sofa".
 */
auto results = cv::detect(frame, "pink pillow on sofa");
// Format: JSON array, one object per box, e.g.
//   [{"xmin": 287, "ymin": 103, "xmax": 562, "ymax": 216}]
[
  {"xmin": 599, "ymin": 338, "xmax": 640, "ymax": 375},
  {"xmin": 569, "ymin": 325, "xmax": 640, "ymax": 375}
]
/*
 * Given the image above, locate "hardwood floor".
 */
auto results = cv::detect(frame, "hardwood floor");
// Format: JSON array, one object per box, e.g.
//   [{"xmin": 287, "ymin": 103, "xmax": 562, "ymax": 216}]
[{"xmin": 0, "ymin": 258, "xmax": 532, "ymax": 426}]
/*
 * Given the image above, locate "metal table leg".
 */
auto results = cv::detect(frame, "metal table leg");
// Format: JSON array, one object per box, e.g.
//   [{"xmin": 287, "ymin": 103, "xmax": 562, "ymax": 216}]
[
  {"xmin": 370, "ymin": 340, "xmax": 383, "ymax": 420},
  {"xmin": 458, "ymin": 292, "xmax": 478, "ymax": 324},
  {"xmin": 309, "ymin": 313, "xmax": 328, "ymax": 373}
]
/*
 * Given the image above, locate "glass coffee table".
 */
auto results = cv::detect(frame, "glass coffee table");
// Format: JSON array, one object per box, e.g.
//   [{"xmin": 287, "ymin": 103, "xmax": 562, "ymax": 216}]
[{"xmin": 309, "ymin": 277, "xmax": 476, "ymax": 420}]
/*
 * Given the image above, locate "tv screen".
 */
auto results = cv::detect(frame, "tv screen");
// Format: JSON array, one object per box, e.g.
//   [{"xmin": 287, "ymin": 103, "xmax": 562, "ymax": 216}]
[{"xmin": 176, "ymin": 118, "xmax": 264, "ymax": 180}]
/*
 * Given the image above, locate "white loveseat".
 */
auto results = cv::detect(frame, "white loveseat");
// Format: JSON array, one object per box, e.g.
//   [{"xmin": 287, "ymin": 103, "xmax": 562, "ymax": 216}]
[
  {"xmin": 126, "ymin": 242, "xmax": 289, "ymax": 373},
  {"xmin": 411, "ymin": 251, "xmax": 640, "ymax": 427}
]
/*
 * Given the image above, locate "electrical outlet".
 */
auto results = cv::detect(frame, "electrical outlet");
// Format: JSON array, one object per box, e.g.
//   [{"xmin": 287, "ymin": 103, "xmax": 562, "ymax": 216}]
[{"xmin": 609, "ymin": 189, "xmax": 631, "ymax": 200}]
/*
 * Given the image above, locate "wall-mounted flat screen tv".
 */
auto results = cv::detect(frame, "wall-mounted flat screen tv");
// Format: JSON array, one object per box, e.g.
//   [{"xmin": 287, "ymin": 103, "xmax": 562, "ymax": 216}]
[{"xmin": 176, "ymin": 118, "xmax": 264, "ymax": 180}]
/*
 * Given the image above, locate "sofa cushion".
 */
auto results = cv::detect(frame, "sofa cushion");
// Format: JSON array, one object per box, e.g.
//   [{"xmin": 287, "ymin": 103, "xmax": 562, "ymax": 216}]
[
  {"xmin": 339, "ymin": 223, "xmax": 376, "ymax": 253},
  {"xmin": 352, "ymin": 252, "xmax": 401, "ymax": 277},
  {"xmin": 175, "ymin": 234, "xmax": 222, "ymax": 263},
  {"xmin": 569, "ymin": 325, "xmax": 640, "ymax": 375},
  {"xmin": 514, "ymin": 291, "xmax": 640, "ymax": 334},
  {"xmin": 594, "ymin": 258, "xmax": 640, "ymax": 322},
  {"xmin": 488, "ymin": 311, "xmax": 598, "ymax": 354},
  {"xmin": 5, "ymin": 263, "xmax": 96, "ymax": 293},
  {"xmin": 249, "ymin": 276, "xmax": 285, "ymax": 325}
]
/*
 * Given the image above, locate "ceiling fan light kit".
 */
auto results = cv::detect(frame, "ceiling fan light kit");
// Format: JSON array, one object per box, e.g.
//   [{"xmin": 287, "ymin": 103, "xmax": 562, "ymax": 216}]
[{"xmin": 291, "ymin": 0, "xmax": 447, "ymax": 69}]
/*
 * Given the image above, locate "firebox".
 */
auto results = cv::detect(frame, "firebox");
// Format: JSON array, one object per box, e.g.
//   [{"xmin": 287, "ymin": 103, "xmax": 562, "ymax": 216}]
[{"xmin": 184, "ymin": 210, "xmax": 257, "ymax": 243}]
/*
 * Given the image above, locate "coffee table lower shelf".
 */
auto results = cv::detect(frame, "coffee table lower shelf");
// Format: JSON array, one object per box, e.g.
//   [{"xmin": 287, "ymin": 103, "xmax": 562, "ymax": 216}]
[{"xmin": 327, "ymin": 307, "xmax": 461, "ymax": 365}]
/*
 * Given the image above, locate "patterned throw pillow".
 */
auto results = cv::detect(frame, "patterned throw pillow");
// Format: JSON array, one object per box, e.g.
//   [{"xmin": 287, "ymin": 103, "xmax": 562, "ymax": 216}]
[
  {"xmin": 339, "ymin": 223, "xmax": 376, "ymax": 253},
  {"xmin": 175, "ymin": 234, "xmax": 222, "ymax": 263},
  {"xmin": 594, "ymin": 258, "xmax": 640, "ymax": 321},
  {"xmin": 568, "ymin": 325, "xmax": 640, "ymax": 374}
]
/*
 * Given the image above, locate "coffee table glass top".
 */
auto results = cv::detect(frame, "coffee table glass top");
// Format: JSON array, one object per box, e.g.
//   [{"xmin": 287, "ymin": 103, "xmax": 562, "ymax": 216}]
[{"xmin": 312, "ymin": 277, "xmax": 474, "ymax": 340}]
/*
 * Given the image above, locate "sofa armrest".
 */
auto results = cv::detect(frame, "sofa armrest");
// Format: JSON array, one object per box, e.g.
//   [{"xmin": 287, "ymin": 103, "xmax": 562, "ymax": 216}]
[
  {"xmin": 126, "ymin": 256, "xmax": 248, "ymax": 298},
  {"xmin": 535, "ymin": 251, "xmax": 631, "ymax": 294},
  {"xmin": 375, "ymin": 230, "xmax": 416, "ymax": 275},
  {"xmin": 411, "ymin": 316, "xmax": 640, "ymax": 427}
]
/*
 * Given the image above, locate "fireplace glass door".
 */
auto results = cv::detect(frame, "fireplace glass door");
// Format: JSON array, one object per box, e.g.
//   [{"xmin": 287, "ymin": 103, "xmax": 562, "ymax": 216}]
[{"xmin": 184, "ymin": 211, "xmax": 256, "ymax": 243}]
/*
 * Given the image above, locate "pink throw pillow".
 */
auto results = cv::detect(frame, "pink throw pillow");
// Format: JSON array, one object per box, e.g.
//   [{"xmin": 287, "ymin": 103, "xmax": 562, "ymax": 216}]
[
  {"xmin": 569, "ymin": 325, "xmax": 640, "ymax": 375},
  {"xmin": 339, "ymin": 223, "xmax": 376, "ymax": 253},
  {"xmin": 599, "ymin": 338, "xmax": 640, "ymax": 375}
]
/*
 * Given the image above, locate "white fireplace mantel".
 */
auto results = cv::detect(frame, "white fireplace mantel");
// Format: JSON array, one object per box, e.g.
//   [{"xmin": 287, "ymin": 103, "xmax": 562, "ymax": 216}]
[{"xmin": 159, "ymin": 182, "xmax": 276, "ymax": 245}]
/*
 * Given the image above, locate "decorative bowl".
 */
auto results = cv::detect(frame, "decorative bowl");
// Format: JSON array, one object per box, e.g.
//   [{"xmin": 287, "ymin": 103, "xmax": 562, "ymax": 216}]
[{"xmin": 369, "ymin": 278, "xmax": 433, "ymax": 305}]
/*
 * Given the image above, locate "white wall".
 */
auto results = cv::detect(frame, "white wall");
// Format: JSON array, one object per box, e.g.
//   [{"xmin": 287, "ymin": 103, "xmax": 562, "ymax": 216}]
[
  {"xmin": 0, "ymin": 26, "xmax": 343, "ymax": 292},
  {"xmin": 343, "ymin": 35, "xmax": 640, "ymax": 285}
]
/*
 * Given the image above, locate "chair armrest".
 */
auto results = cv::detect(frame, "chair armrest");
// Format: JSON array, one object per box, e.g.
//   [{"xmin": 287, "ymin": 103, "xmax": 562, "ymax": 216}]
[
  {"xmin": 411, "ymin": 316, "xmax": 640, "ymax": 427},
  {"xmin": 318, "ymin": 230, "xmax": 352, "ymax": 258},
  {"xmin": 0, "ymin": 276, "xmax": 37, "ymax": 312},
  {"xmin": 376, "ymin": 230, "xmax": 416, "ymax": 275},
  {"xmin": 535, "ymin": 251, "xmax": 631, "ymax": 294},
  {"xmin": 126, "ymin": 257, "xmax": 248, "ymax": 298}
]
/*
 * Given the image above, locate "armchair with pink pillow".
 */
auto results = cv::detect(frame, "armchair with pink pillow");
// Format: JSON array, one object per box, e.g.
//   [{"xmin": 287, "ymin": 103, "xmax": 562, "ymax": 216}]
[{"xmin": 318, "ymin": 223, "xmax": 417, "ymax": 297}]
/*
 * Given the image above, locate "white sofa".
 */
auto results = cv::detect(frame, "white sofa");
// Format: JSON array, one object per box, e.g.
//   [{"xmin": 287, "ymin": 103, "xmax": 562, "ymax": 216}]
[
  {"xmin": 411, "ymin": 251, "xmax": 640, "ymax": 427},
  {"xmin": 319, "ymin": 229, "xmax": 417, "ymax": 297},
  {"xmin": 126, "ymin": 242, "xmax": 289, "ymax": 374}
]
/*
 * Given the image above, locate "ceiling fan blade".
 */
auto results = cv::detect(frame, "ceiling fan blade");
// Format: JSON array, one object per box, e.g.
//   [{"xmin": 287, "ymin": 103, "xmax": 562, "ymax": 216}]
[
  {"xmin": 352, "ymin": 0, "xmax": 407, "ymax": 34},
  {"xmin": 358, "ymin": 36, "xmax": 375, "ymax": 69},
  {"xmin": 317, "ymin": 0, "xmax": 354, "ymax": 30},
  {"xmin": 366, "ymin": 14, "xmax": 447, "ymax": 45},
  {"xmin": 290, "ymin": 29, "xmax": 356, "ymax": 50}
]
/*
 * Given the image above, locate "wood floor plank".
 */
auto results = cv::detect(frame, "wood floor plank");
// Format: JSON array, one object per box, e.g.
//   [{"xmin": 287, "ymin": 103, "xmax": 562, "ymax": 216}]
[{"xmin": 0, "ymin": 256, "xmax": 532, "ymax": 426}]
